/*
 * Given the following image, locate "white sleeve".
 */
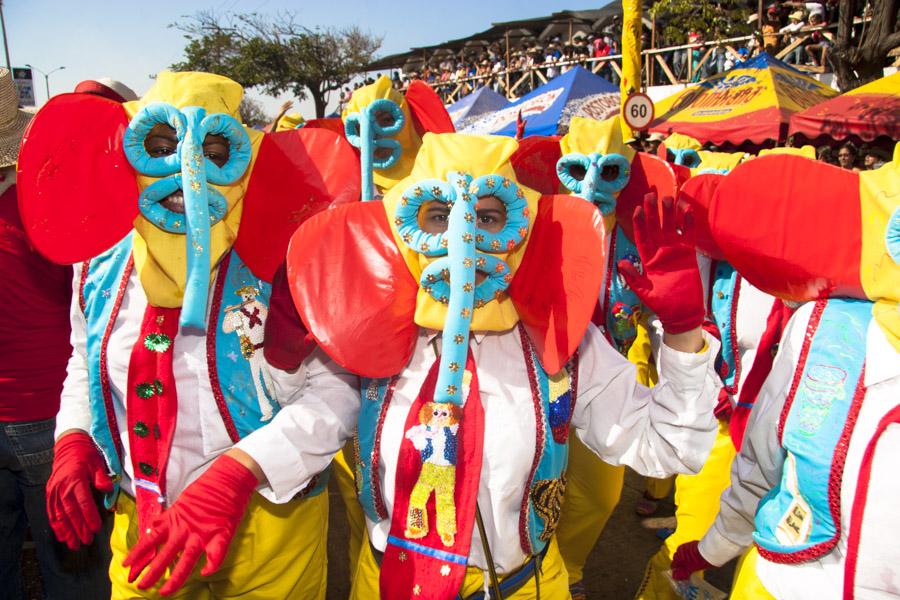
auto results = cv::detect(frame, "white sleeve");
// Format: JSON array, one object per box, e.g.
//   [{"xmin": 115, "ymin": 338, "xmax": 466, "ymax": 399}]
[
  {"xmin": 235, "ymin": 347, "xmax": 360, "ymax": 503},
  {"xmin": 55, "ymin": 264, "xmax": 93, "ymax": 439},
  {"xmin": 572, "ymin": 324, "xmax": 721, "ymax": 478},
  {"xmin": 697, "ymin": 305, "xmax": 811, "ymax": 565}
]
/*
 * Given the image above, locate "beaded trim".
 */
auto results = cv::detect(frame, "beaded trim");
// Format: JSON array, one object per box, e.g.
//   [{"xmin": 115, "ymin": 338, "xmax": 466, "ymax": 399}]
[
  {"xmin": 99, "ymin": 255, "xmax": 134, "ymax": 462},
  {"xmin": 721, "ymin": 273, "xmax": 743, "ymax": 397},
  {"xmin": 78, "ymin": 260, "xmax": 90, "ymax": 315},
  {"xmin": 206, "ymin": 252, "xmax": 241, "ymax": 443},
  {"xmin": 843, "ymin": 404, "xmax": 900, "ymax": 596},
  {"xmin": 776, "ymin": 299, "xmax": 827, "ymax": 444},
  {"xmin": 518, "ymin": 323, "xmax": 545, "ymax": 556},
  {"xmin": 371, "ymin": 376, "xmax": 398, "ymax": 520}
]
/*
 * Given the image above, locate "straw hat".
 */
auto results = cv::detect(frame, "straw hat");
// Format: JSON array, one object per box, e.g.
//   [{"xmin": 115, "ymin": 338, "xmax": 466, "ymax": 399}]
[
  {"xmin": 0, "ymin": 68, "xmax": 33, "ymax": 168},
  {"xmin": 789, "ymin": 10, "xmax": 805, "ymax": 20}
]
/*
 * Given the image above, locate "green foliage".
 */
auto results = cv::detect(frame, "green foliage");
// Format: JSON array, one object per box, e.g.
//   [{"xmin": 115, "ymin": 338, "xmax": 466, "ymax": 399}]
[
  {"xmin": 649, "ymin": 0, "xmax": 754, "ymax": 45},
  {"xmin": 171, "ymin": 11, "xmax": 382, "ymax": 117}
]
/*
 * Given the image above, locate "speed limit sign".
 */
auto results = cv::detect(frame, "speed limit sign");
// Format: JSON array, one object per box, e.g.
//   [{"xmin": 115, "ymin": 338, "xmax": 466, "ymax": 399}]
[{"xmin": 622, "ymin": 92, "xmax": 654, "ymax": 130}]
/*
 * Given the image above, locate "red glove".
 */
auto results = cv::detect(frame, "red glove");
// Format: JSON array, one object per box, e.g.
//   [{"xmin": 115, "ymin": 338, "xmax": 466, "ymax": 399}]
[
  {"xmin": 122, "ymin": 454, "xmax": 258, "ymax": 596},
  {"xmin": 671, "ymin": 540, "xmax": 715, "ymax": 580},
  {"xmin": 618, "ymin": 193, "xmax": 705, "ymax": 334},
  {"xmin": 46, "ymin": 431, "xmax": 114, "ymax": 550}
]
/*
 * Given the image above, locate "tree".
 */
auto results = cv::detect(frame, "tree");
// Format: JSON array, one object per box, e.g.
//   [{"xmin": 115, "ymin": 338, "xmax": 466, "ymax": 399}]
[
  {"xmin": 831, "ymin": 0, "xmax": 899, "ymax": 91},
  {"xmin": 238, "ymin": 97, "xmax": 270, "ymax": 129},
  {"xmin": 171, "ymin": 11, "xmax": 382, "ymax": 117},
  {"xmin": 649, "ymin": 0, "xmax": 754, "ymax": 45}
]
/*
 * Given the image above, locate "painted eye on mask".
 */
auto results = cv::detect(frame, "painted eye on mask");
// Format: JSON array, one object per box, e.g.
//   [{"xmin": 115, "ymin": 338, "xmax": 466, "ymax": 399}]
[
  {"xmin": 668, "ymin": 148, "xmax": 702, "ymax": 168},
  {"xmin": 556, "ymin": 151, "xmax": 631, "ymax": 216},
  {"xmin": 418, "ymin": 195, "xmax": 507, "ymax": 235}
]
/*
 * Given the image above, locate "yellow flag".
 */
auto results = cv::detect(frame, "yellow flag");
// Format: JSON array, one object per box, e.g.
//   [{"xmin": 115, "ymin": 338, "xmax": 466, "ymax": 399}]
[{"xmin": 620, "ymin": 0, "xmax": 642, "ymax": 140}]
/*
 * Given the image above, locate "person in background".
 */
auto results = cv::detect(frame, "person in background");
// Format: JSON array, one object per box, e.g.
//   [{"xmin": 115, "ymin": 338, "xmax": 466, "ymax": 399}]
[
  {"xmin": 816, "ymin": 144, "xmax": 835, "ymax": 164},
  {"xmin": 779, "ymin": 11, "xmax": 807, "ymax": 65},
  {"xmin": 863, "ymin": 146, "xmax": 888, "ymax": 170},
  {"xmin": 837, "ymin": 141, "xmax": 861, "ymax": 171},
  {"xmin": 0, "ymin": 67, "xmax": 111, "ymax": 600},
  {"xmin": 803, "ymin": 12, "xmax": 832, "ymax": 68}
]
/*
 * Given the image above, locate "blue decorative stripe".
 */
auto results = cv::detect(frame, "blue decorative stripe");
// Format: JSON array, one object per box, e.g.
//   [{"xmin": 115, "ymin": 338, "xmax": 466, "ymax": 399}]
[
  {"xmin": 133, "ymin": 477, "xmax": 162, "ymax": 495},
  {"xmin": 386, "ymin": 535, "xmax": 468, "ymax": 565},
  {"xmin": 735, "ymin": 401, "xmax": 754, "ymax": 408}
]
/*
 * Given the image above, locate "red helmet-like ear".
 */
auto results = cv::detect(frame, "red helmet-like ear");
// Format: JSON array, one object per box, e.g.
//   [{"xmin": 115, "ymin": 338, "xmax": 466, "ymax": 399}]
[
  {"xmin": 287, "ymin": 202, "xmax": 419, "ymax": 377},
  {"xmin": 17, "ymin": 93, "xmax": 138, "ymax": 264},
  {"xmin": 509, "ymin": 194, "xmax": 605, "ymax": 374},
  {"xmin": 234, "ymin": 127, "xmax": 360, "ymax": 283},
  {"xmin": 405, "ymin": 81, "xmax": 455, "ymax": 136},
  {"xmin": 710, "ymin": 155, "xmax": 864, "ymax": 301},
  {"xmin": 302, "ymin": 118, "xmax": 347, "ymax": 137},
  {"xmin": 615, "ymin": 153, "xmax": 679, "ymax": 241},
  {"xmin": 678, "ymin": 173, "xmax": 726, "ymax": 259},
  {"xmin": 510, "ymin": 135, "xmax": 563, "ymax": 195}
]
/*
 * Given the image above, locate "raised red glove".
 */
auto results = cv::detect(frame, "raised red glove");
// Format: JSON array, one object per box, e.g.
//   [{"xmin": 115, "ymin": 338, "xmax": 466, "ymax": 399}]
[
  {"xmin": 618, "ymin": 193, "xmax": 705, "ymax": 334},
  {"xmin": 122, "ymin": 454, "xmax": 258, "ymax": 596},
  {"xmin": 671, "ymin": 540, "xmax": 714, "ymax": 580},
  {"xmin": 46, "ymin": 431, "xmax": 114, "ymax": 550}
]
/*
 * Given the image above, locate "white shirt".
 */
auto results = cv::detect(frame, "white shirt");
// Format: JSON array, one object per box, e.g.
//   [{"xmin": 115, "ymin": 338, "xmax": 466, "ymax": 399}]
[
  {"xmin": 244, "ymin": 323, "xmax": 721, "ymax": 573},
  {"xmin": 56, "ymin": 263, "xmax": 355, "ymax": 505},
  {"xmin": 698, "ymin": 302, "xmax": 900, "ymax": 599}
]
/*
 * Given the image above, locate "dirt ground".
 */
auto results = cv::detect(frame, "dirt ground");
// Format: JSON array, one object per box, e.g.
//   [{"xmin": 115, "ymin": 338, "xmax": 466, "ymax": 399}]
[{"xmin": 22, "ymin": 469, "xmax": 735, "ymax": 599}]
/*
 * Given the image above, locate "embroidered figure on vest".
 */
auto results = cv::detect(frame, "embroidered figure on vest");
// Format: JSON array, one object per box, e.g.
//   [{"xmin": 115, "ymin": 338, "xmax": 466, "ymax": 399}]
[
  {"xmin": 223, "ymin": 284, "xmax": 275, "ymax": 421},
  {"xmin": 404, "ymin": 401, "xmax": 462, "ymax": 547}
]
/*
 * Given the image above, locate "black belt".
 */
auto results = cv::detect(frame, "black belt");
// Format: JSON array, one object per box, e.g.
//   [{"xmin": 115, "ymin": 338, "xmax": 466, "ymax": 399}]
[{"xmin": 369, "ymin": 542, "xmax": 548, "ymax": 599}]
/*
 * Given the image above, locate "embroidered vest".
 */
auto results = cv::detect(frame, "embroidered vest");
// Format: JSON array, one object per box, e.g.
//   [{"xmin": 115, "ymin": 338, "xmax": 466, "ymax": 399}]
[
  {"xmin": 81, "ymin": 234, "xmax": 327, "ymax": 505},
  {"xmin": 602, "ymin": 224, "xmax": 644, "ymax": 355},
  {"xmin": 709, "ymin": 261, "xmax": 741, "ymax": 395},
  {"xmin": 753, "ymin": 298, "xmax": 871, "ymax": 563},
  {"xmin": 353, "ymin": 325, "xmax": 577, "ymax": 557}
]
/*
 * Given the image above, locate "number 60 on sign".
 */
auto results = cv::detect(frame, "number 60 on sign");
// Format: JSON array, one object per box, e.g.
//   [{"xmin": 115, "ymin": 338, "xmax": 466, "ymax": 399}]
[{"xmin": 622, "ymin": 92, "xmax": 654, "ymax": 130}]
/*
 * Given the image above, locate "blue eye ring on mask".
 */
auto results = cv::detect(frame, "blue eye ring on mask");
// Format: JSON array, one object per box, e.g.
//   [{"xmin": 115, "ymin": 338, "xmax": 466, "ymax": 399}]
[
  {"xmin": 467, "ymin": 174, "xmax": 529, "ymax": 254},
  {"xmin": 137, "ymin": 174, "xmax": 228, "ymax": 234},
  {"xmin": 365, "ymin": 98, "xmax": 405, "ymax": 137},
  {"xmin": 372, "ymin": 138, "xmax": 403, "ymax": 170},
  {"xmin": 199, "ymin": 113, "xmax": 252, "ymax": 185},
  {"xmin": 419, "ymin": 253, "xmax": 512, "ymax": 306},
  {"xmin": 344, "ymin": 98, "xmax": 405, "ymax": 170},
  {"xmin": 124, "ymin": 103, "xmax": 187, "ymax": 177},
  {"xmin": 670, "ymin": 148, "xmax": 702, "ymax": 168},
  {"xmin": 887, "ymin": 206, "xmax": 900, "ymax": 267},
  {"xmin": 557, "ymin": 152, "xmax": 631, "ymax": 215},
  {"xmin": 395, "ymin": 179, "xmax": 453, "ymax": 256}
]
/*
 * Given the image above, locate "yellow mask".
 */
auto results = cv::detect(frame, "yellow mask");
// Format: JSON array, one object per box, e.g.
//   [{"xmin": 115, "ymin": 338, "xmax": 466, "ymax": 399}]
[
  {"xmin": 122, "ymin": 71, "xmax": 263, "ymax": 331},
  {"xmin": 382, "ymin": 133, "xmax": 540, "ymax": 332},
  {"xmin": 343, "ymin": 76, "xmax": 420, "ymax": 195}
]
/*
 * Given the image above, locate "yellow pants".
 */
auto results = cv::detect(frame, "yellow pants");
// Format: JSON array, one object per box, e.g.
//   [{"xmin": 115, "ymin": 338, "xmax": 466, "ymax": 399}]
[
  {"xmin": 407, "ymin": 461, "xmax": 457, "ymax": 542},
  {"xmin": 556, "ymin": 435, "xmax": 625, "ymax": 584},
  {"xmin": 350, "ymin": 534, "xmax": 572, "ymax": 599},
  {"xmin": 634, "ymin": 421, "xmax": 773, "ymax": 600},
  {"xmin": 333, "ymin": 441, "xmax": 366, "ymax": 576},
  {"xmin": 109, "ymin": 490, "xmax": 328, "ymax": 599}
]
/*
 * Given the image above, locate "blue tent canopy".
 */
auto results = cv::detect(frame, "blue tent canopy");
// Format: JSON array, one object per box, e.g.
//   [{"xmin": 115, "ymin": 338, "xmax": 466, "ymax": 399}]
[
  {"xmin": 446, "ymin": 86, "xmax": 510, "ymax": 128},
  {"xmin": 459, "ymin": 66, "xmax": 618, "ymax": 137}
]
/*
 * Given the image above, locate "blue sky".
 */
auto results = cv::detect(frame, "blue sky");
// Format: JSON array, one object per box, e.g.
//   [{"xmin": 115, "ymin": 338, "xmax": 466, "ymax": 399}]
[{"xmin": 7, "ymin": 0, "xmax": 597, "ymax": 117}]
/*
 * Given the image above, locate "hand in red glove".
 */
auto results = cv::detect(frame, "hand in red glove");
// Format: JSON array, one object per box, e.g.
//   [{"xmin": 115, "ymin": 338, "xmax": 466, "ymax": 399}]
[
  {"xmin": 618, "ymin": 193, "xmax": 705, "ymax": 334},
  {"xmin": 122, "ymin": 454, "xmax": 258, "ymax": 596},
  {"xmin": 671, "ymin": 540, "xmax": 715, "ymax": 580},
  {"xmin": 46, "ymin": 430, "xmax": 114, "ymax": 550}
]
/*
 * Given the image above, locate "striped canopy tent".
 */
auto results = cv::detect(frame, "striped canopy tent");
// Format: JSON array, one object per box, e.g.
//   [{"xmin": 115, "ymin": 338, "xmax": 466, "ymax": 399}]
[
  {"xmin": 648, "ymin": 53, "xmax": 838, "ymax": 145},
  {"xmin": 788, "ymin": 71, "xmax": 900, "ymax": 142}
]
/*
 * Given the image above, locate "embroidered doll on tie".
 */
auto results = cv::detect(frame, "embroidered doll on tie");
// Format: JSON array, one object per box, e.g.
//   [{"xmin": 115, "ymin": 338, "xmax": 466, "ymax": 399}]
[
  {"xmin": 223, "ymin": 285, "xmax": 276, "ymax": 421},
  {"xmin": 405, "ymin": 401, "xmax": 462, "ymax": 547}
]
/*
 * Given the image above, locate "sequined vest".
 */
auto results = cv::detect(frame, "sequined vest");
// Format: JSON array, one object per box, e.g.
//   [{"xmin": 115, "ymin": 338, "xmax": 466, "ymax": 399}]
[
  {"xmin": 354, "ymin": 324, "xmax": 577, "ymax": 557},
  {"xmin": 80, "ymin": 233, "xmax": 327, "ymax": 505},
  {"xmin": 753, "ymin": 298, "xmax": 871, "ymax": 563}
]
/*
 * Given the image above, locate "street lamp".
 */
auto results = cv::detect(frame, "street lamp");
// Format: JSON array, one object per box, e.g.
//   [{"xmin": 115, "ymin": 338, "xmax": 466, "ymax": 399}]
[{"xmin": 24, "ymin": 64, "xmax": 65, "ymax": 101}]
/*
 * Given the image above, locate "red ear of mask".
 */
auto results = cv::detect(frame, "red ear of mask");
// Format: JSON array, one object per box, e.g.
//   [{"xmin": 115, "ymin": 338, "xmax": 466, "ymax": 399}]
[
  {"xmin": 509, "ymin": 195, "xmax": 605, "ymax": 374},
  {"xmin": 235, "ymin": 127, "xmax": 360, "ymax": 283},
  {"xmin": 17, "ymin": 93, "xmax": 138, "ymax": 264},
  {"xmin": 677, "ymin": 173, "xmax": 726, "ymax": 260},
  {"xmin": 302, "ymin": 118, "xmax": 347, "ymax": 137},
  {"xmin": 405, "ymin": 81, "xmax": 455, "ymax": 136},
  {"xmin": 286, "ymin": 202, "xmax": 419, "ymax": 377},
  {"xmin": 510, "ymin": 136, "xmax": 563, "ymax": 195},
  {"xmin": 616, "ymin": 153, "xmax": 680, "ymax": 241},
  {"xmin": 710, "ymin": 155, "xmax": 864, "ymax": 301}
]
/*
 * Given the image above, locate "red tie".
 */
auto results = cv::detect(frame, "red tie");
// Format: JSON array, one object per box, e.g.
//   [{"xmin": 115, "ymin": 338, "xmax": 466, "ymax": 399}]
[
  {"xmin": 381, "ymin": 351, "xmax": 485, "ymax": 599},
  {"xmin": 125, "ymin": 305, "xmax": 181, "ymax": 532}
]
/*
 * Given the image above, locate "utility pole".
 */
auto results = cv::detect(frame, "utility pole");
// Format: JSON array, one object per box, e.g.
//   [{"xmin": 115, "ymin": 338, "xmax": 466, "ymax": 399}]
[{"xmin": 0, "ymin": 1, "xmax": 11, "ymax": 69}]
